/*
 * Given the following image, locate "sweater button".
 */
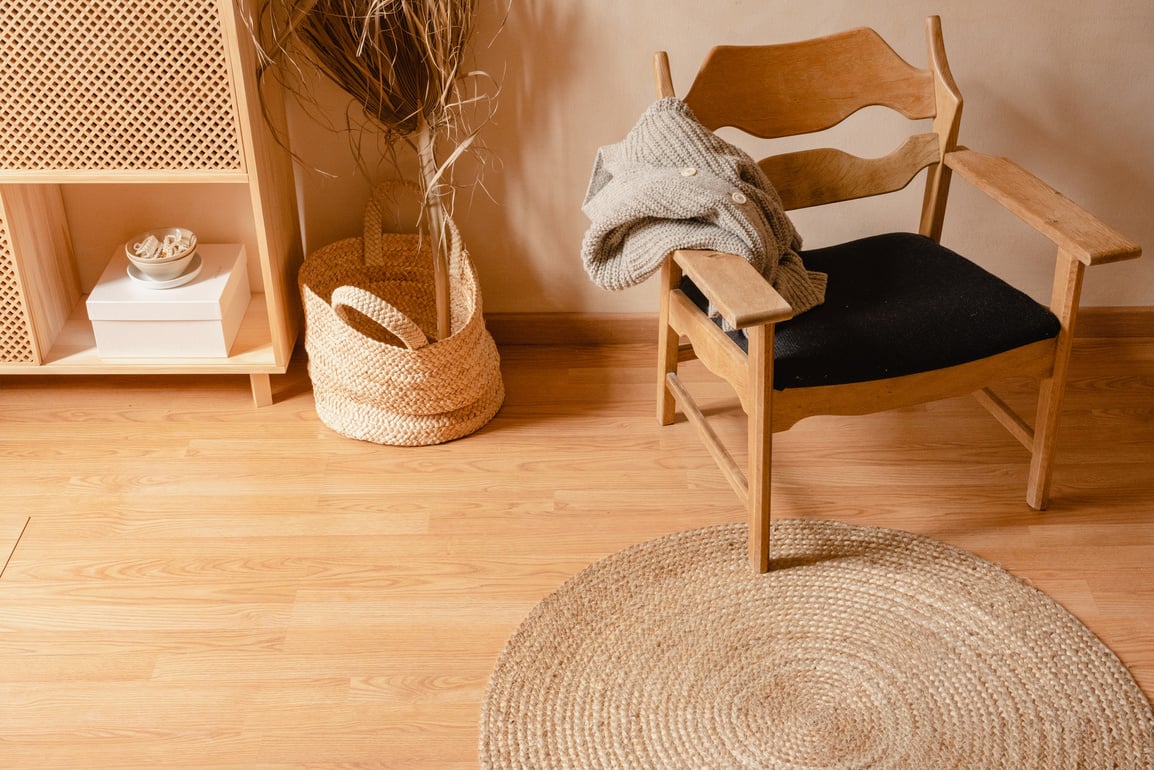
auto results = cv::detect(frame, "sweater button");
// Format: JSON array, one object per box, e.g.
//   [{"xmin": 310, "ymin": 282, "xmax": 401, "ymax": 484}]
[
  {"xmin": 731, "ymin": 191, "xmax": 748, "ymax": 204},
  {"xmin": 681, "ymin": 166, "xmax": 697, "ymax": 176}
]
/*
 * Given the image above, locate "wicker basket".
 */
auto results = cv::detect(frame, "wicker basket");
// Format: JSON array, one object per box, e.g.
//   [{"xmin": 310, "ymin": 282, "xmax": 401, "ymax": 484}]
[{"xmin": 299, "ymin": 190, "xmax": 503, "ymax": 445}]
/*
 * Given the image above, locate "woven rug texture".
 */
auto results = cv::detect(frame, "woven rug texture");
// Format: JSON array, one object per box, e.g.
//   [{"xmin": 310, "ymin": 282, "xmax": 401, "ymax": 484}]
[{"xmin": 480, "ymin": 520, "xmax": 1154, "ymax": 769}]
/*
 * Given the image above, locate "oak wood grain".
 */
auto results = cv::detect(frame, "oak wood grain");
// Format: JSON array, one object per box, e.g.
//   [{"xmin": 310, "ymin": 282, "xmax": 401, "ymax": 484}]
[
  {"xmin": 682, "ymin": 28, "xmax": 936, "ymax": 137},
  {"xmin": 0, "ymin": 337, "xmax": 1151, "ymax": 768},
  {"xmin": 945, "ymin": 149, "xmax": 1142, "ymax": 265}
]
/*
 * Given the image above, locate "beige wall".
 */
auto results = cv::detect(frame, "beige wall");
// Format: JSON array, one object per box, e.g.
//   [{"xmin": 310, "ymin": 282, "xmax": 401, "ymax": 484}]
[{"xmin": 285, "ymin": 0, "xmax": 1153, "ymax": 315}]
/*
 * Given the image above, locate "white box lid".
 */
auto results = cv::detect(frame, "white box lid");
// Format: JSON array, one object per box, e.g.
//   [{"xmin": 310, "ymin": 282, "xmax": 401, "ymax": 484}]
[{"xmin": 86, "ymin": 244, "xmax": 248, "ymax": 321}]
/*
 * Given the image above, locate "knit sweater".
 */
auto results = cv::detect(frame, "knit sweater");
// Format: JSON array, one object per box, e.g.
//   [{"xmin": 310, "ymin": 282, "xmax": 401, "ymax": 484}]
[{"xmin": 580, "ymin": 97, "xmax": 826, "ymax": 317}]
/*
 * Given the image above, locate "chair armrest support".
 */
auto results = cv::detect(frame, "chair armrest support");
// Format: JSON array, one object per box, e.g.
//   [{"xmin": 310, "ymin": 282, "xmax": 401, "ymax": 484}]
[
  {"xmin": 671, "ymin": 249, "xmax": 794, "ymax": 329},
  {"xmin": 944, "ymin": 149, "xmax": 1141, "ymax": 266}
]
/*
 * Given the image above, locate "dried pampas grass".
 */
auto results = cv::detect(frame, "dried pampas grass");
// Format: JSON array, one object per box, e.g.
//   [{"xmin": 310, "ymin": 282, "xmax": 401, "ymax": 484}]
[
  {"xmin": 255, "ymin": 0, "xmax": 476, "ymax": 139},
  {"xmin": 251, "ymin": 0, "xmax": 503, "ymax": 337}
]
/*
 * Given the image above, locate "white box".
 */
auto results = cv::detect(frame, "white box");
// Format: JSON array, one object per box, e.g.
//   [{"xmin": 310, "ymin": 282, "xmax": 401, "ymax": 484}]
[{"xmin": 86, "ymin": 244, "xmax": 251, "ymax": 358}]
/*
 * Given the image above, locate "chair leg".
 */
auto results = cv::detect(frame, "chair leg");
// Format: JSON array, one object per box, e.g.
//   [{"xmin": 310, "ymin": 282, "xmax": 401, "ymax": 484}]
[
  {"xmin": 1026, "ymin": 376, "xmax": 1064, "ymax": 509},
  {"xmin": 746, "ymin": 325, "xmax": 774, "ymax": 572},
  {"xmin": 1027, "ymin": 249, "xmax": 1085, "ymax": 510},
  {"xmin": 657, "ymin": 256, "xmax": 682, "ymax": 426}
]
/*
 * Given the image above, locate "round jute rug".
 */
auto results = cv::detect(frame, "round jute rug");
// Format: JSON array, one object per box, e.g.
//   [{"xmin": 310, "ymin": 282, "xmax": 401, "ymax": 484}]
[{"xmin": 480, "ymin": 520, "xmax": 1154, "ymax": 769}]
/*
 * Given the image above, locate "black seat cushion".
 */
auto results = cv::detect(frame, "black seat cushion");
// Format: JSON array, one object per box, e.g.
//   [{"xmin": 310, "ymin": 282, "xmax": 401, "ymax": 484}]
[{"xmin": 681, "ymin": 232, "xmax": 1061, "ymax": 390}]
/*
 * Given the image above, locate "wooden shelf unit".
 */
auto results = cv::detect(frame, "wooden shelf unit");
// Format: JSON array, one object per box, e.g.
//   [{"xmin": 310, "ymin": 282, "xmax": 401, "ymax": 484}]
[{"xmin": 0, "ymin": 0, "xmax": 301, "ymax": 406}]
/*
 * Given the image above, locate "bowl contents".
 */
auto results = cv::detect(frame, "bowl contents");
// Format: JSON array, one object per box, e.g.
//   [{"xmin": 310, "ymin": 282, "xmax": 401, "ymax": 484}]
[
  {"xmin": 132, "ymin": 230, "xmax": 195, "ymax": 261},
  {"xmin": 124, "ymin": 227, "xmax": 199, "ymax": 283}
]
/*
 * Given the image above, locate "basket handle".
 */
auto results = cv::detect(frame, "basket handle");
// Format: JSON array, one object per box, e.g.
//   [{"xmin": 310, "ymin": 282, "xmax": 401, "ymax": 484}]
[
  {"xmin": 363, "ymin": 181, "xmax": 422, "ymax": 266},
  {"xmin": 331, "ymin": 285, "xmax": 429, "ymax": 351},
  {"xmin": 363, "ymin": 189, "xmax": 386, "ymax": 266}
]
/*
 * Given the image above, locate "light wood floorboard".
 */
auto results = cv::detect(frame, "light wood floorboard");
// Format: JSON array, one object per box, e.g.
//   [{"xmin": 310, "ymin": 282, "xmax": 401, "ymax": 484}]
[{"xmin": 1, "ymin": 336, "xmax": 1152, "ymax": 769}]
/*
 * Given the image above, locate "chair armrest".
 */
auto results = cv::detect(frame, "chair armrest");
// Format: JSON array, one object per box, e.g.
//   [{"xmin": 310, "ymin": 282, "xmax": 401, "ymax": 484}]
[
  {"xmin": 671, "ymin": 249, "xmax": 794, "ymax": 328},
  {"xmin": 944, "ymin": 148, "xmax": 1141, "ymax": 266}
]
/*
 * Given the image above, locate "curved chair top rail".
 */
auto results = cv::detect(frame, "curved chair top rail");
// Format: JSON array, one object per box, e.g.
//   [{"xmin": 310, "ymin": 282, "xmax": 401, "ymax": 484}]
[{"xmin": 682, "ymin": 26, "xmax": 937, "ymax": 139}]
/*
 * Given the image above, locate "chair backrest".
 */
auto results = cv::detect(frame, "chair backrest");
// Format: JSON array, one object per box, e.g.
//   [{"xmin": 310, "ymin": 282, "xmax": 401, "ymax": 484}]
[{"xmin": 655, "ymin": 17, "xmax": 963, "ymax": 237}]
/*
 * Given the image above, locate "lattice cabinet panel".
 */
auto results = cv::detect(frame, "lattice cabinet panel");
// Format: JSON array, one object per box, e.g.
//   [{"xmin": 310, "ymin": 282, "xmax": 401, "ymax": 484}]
[
  {"xmin": 0, "ymin": 211, "xmax": 37, "ymax": 363},
  {"xmin": 0, "ymin": 1, "xmax": 302, "ymax": 406},
  {"xmin": 0, "ymin": 0, "xmax": 244, "ymax": 172}
]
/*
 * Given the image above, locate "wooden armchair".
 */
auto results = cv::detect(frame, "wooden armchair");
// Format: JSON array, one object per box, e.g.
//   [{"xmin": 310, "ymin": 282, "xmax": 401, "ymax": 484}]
[{"xmin": 653, "ymin": 17, "xmax": 1142, "ymax": 571}]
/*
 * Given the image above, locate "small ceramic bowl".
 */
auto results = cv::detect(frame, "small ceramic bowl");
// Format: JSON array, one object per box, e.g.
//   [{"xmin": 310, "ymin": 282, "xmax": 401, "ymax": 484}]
[{"xmin": 125, "ymin": 227, "xmax": 198, "ymax": 281}]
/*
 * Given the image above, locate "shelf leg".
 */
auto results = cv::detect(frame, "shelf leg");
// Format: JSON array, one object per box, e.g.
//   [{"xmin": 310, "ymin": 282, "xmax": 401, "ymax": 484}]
[{"xmin": 250, "ymin": 373, "xmax": 273, "ymax": 407}]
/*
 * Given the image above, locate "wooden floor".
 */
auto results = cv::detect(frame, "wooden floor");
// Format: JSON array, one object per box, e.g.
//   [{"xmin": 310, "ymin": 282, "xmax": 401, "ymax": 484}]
[{"xmin": 2, "ymin": 336, "xmax": 1153, "ymax": 769}]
